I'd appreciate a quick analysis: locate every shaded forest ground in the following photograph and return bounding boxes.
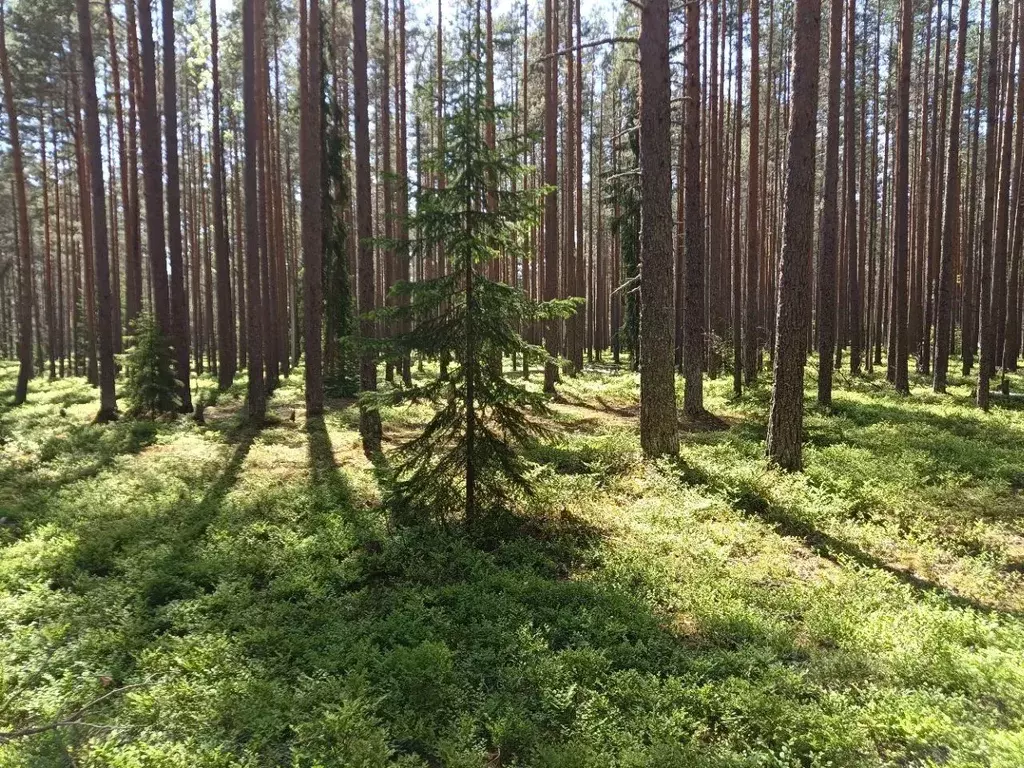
[1,359,1023,767]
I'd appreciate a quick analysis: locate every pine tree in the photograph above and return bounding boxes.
[375,36,575,526]
[122,313,182,418]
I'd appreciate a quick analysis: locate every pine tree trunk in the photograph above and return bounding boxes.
[543,0,560,392]
[637,0,679,456]
[817,0,841,407]
[933,0,969,391]
[745,0,761,384]
[0,3,32,404]
[844,0,861,374]
[77,0,118,420]
[243,0,265,419]
[301,0,324,415]
[978,0,1000,409]
[161,0,192,410]
[210,0,235,389]
[682,0,705,418]
[766,0,821,470]
[354,0,382,452]
[889,0,913,394]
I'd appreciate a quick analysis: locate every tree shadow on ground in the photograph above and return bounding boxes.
[677,458,1021,619]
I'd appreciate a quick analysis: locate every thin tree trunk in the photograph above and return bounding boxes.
[301,0,324,414]
[978,0,1001,409]
[682,0,705,418]
[354,0,382,452]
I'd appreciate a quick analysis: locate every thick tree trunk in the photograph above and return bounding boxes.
[638,0,678,456]
[138,0,171,339]
[77,0,118,420]
[162,0,192,410]
[766,0,821,470]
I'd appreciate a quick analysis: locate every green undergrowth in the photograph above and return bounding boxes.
[0,359,1022,767]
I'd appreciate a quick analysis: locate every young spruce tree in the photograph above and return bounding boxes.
[375,18,575,527]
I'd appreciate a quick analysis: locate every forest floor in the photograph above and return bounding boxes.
[1,358,1023,767]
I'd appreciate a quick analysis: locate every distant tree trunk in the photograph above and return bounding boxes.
[745,0,761,384]
[682,0,705,418]
[817,0,841,408]
[543,0,560,393]
[732,0,744,397]
[105,0,136,334]
[638,0,678,456]
[397,0,411,385]
[889,0,913,394]
[844,0,861,374]
[933,0,969,391]
[243,0,265,419]
[977,0,1000,409]
[354,0,382,452]
[766,0,821,470]
[40,113,55,380]
[962,0,986,375]
[990,3,1018,385]
[210,0,235,390]
[77,0,118,420]
[138,0,171,338]
[0,2,31,404]
[301,0,324,415]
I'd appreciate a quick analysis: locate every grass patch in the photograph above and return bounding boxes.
[0,360,1022,766]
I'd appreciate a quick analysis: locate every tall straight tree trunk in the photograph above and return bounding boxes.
[162,0,191,411]
[990,4,1018,380]
[0,2,31,404]
[301,0,324,414]
[745,0,761,383]
[818,0,842,407]
[844,0,861,373]
[354,0,382,452]
[889,0,913,394]
[934,0,969,391]
[105,0,137,334]
[138,0,171,338]
[962,0,986,375]
[766,0,821,470]
[682,0,706,418]
[211,0,235,389]
[40,113,55,380]
[638,0,678,456]
[70,54,99,385]
[77,0,118,420]
[732,0,744,397]
[542,0,560,392]
[243,0,265,419]
[978,0,1000,409]
[1005,13,1024,375]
